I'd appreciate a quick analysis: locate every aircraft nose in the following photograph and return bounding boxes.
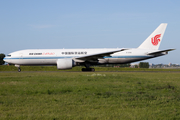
[3,57,10,63]
[3,57,7,62]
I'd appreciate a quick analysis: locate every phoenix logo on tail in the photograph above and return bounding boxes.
[151,34,161,46]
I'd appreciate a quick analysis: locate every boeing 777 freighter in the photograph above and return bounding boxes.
[4,23,174,72]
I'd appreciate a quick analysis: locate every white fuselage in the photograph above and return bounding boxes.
[4,48,161,66]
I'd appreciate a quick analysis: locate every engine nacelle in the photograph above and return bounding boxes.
[56,59,75,70]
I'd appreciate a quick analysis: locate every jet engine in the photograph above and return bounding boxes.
[56,59,75,70]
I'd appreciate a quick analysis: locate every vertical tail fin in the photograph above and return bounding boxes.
[138,23,167,50]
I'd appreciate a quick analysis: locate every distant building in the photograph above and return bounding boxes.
[168,63,172,67]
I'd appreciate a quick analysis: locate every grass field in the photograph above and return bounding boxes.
[0,71,180,119]
[1,65,180,72]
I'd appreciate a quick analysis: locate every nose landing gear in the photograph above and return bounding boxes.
[18,68,21,72]
[15,65,21,72]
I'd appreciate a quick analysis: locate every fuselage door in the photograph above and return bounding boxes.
[19,53,23,63]
[19,53,23,59]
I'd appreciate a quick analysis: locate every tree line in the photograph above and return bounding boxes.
[0,53,5,65]
[139,62,149,68]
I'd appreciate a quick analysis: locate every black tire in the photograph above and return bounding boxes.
[18,68,21,72]
[82,68,95,72]
[82,68,86,71]
[91,68,95,72]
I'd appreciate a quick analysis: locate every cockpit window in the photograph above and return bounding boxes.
[7,55,11,57]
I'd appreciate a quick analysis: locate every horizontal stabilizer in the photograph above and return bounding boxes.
[147,49,175,55]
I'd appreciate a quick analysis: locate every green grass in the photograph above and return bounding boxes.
[1,65,180,72]
[0,72,180,119]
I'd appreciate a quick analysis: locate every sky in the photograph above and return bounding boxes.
[0,0,180,64]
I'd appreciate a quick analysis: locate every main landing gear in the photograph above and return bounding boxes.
[81,63,95,72]
[82,68,95,72]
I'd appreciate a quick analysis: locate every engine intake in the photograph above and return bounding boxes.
[57,59,74,70]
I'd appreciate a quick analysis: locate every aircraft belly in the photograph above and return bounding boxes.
[107,58,145,64]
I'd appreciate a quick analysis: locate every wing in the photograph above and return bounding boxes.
[74,49,127,62]
[147,49,175,55]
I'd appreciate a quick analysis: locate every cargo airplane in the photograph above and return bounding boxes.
[4,23,174,72]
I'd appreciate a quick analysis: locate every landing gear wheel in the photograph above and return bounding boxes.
[91,68,95,72]
[18,68,21,72]
[82,68,86,71]
[82,68,95,72]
